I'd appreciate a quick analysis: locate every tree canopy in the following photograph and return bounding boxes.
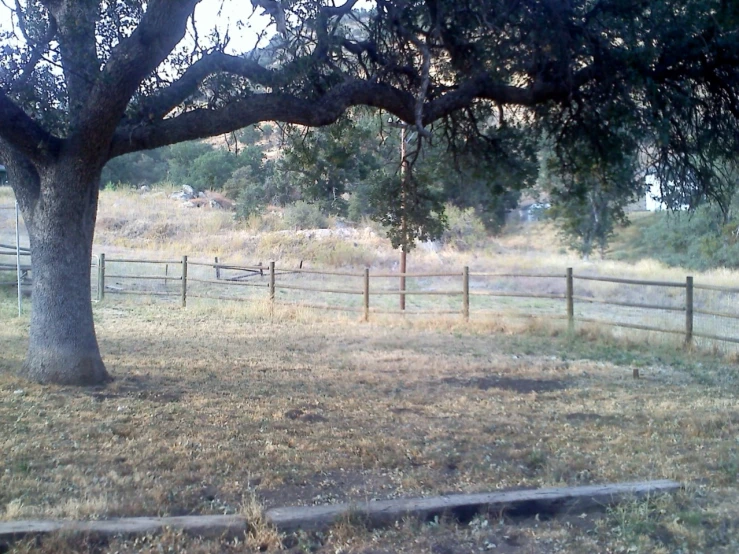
[3,1,738,179]
[2,0,739,385]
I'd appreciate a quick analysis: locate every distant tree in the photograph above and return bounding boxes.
[101,148,169,188]
[187,149,240,190]
[238,126,265,146]
[433,124,538,233]
[276,116,383,216]
[366,159,447,251]
[543,140,644,259]
[166,141,216,188]
[619,196,739,270]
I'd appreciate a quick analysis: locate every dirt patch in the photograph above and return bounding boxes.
[440,376,569,394]
[284,409,328,424]
[258,469,399,510]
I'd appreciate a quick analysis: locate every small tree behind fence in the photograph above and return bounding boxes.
[85,253,739,350]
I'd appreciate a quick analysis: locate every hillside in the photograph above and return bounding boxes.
[4,185,739,288]
[610,209,739,272]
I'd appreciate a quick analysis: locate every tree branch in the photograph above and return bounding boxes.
[130,49,326,123]
[70,0,200,149]
[47,0,100,124]
[9,0,59,94]
[0,138,41,217]
[125,1,367,125]
[321,0,361,19]
[0,90,61,164]
[424,66,598,123]
[112,57,605,160]
[111,81,415,157]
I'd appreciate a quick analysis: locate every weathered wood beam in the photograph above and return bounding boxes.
[0,515,247,542]
[266,480,681,532]
[0,480,681,543]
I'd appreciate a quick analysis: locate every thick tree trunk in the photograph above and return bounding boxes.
[17,160,110,386]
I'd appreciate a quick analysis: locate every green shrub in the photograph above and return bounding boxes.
[283,201,328,230]
[440,204,489,250]
[614,205,739,270]
[228,167,268,220]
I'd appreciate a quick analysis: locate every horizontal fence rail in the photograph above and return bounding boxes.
[37,253,734,349]
[573,274,687,288]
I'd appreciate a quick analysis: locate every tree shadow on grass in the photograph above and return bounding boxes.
[439,376,570,394]
[85,373,185,403]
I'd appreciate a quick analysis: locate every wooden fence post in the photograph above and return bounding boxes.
[181,255,188,308]
[363,268,370,322]
[685,276,693,346]
[399,249,406,312]
[164,263,169,289]
[269,261,276,302]
[98,253,105,302]
[462,266,469,322]
[566,267,574,333]
[215,256,220,280]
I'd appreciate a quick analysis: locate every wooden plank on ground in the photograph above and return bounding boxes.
[0,515,247,541]
[0,480,680,543]
[265,480,680,532]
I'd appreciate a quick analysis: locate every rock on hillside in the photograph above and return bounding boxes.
[169,185,235,210]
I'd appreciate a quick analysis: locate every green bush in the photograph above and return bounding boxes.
[615,205,739,270]
[283,201,329,230]
[228,167,267,220]
[440,204,489,250]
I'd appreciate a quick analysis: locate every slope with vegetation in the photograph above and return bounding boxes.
[611,204,739,271]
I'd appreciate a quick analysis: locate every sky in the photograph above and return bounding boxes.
[0,1,276,55]
[0,1,371,56]
[192,0,274,54]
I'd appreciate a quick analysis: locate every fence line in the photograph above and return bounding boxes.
[572,296,684,312]
[693,283,739,294]
[470,291,565,299]
[106,257,181,264]
[371,271,461,278]
[575,317,686,336]
[694,308,739,320]
[471,272,566,279]
[573,274,687,288]
[7,251,739,348]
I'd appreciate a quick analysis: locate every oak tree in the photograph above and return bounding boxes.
[1,0,739,385]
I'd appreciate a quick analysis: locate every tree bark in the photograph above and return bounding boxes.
[16,158,110,386]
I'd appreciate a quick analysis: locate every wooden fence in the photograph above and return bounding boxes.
[90,254,739,348]
[0,243,30,287]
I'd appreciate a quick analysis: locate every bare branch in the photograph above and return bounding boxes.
[321,0,362,19]
[10,11,58,94]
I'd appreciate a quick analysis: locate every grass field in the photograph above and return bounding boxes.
[2,186,739,552]
[2,296,739,553]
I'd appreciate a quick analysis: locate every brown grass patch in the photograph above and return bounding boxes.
[1,299,739,552]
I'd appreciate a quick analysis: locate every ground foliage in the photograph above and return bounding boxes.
[613,202,739,270]
[1,300,739,552]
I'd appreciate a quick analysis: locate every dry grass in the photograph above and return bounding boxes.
[1,297,739,552]
[3,187,739,551]
[89,188,739,283]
